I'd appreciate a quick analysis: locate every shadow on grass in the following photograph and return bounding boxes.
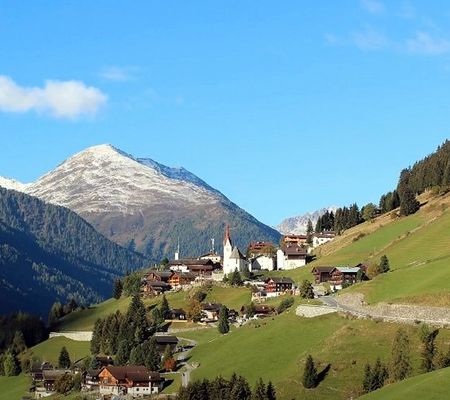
[316,364,331,386]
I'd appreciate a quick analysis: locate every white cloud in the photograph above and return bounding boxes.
[352,27,388,50]
[406,32,450,55]
[0,76,107,119]
[361,0,384,15]
[100,66,137,81]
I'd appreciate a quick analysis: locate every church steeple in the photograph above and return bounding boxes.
[224,225,232,246]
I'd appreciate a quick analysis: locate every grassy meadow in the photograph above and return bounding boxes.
[0,375,31,400]
[360,367,450,400]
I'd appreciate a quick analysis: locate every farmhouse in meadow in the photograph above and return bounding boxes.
[98,365,163,396]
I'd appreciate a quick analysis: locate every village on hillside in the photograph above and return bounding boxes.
[27,225,376,399]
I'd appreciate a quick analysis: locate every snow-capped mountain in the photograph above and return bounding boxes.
[0,176,29,192]
[24,144,222,214]
[276,206,338,234]
[2,144,280,261]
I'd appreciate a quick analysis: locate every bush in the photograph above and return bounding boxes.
[277,297,294,314]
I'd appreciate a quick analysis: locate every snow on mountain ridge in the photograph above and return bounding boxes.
[0,176,29,192]
[276,206,338,234]
[24,144,224,214]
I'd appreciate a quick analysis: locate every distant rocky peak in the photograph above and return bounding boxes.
[276,206,339,234]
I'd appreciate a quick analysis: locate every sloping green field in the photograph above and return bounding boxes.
[179,307,450,400]
[61,286,252,331]
[31,337,90,365]
[359,367,450,400]
[273,193,450,306]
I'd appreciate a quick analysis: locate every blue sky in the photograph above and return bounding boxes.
[1,0,450,226]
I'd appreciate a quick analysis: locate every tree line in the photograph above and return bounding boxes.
[177,374,276,400]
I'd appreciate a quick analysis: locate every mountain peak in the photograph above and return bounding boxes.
[277,206,339,234]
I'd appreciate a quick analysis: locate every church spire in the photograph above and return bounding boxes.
[224,225,232,246]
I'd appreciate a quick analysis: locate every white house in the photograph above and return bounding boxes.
[249,254,275,271]
[277,244,307,270]
[312,232,335,248]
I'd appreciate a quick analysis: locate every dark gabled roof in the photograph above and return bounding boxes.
[266,277,295,284]
[148,271,173,278]
[154,335,179,344]
[170,271,197,279]
[169,258,214,266]
[230,246,246,260]
[254,304,275,313]
[282,244,307,256]
[147,280,171,288]
[102,365,161,382]
[43,370,70,380]
[311,266,335,273]
[202,303,222,311]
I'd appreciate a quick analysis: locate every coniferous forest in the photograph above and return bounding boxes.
[0,187,148,317]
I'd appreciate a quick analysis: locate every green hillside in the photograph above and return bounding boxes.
[275,192,450,306]
[359,367,450,400]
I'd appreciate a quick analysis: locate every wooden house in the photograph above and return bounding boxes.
[154,335,179,353]
[98,365,162,397]
[264,277,295,294]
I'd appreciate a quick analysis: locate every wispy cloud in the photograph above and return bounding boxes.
[0,75,107,119]
[352,27,388,50]
[406,31,450,55]
[360,0,385,15]
[99,66,138,82]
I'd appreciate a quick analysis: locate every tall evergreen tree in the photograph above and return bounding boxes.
[90,319,103,355]
[58,346,71,369]
[218,305,230,334]
[230,375,252,400]
[420,324,439,372]
[399,188,420,216]
[390,328,412,382]
[160,295,171,320]
[299,280,314,299]
[266,381,276,400]
[116,340,132,366]
[380,255,390,273]
[113,278,123,299]
[11,331,27,354]
[144,337,160,371]
[129,345,145,365]
[306,219,314,245]
[3,352,21,376]
[302,355,318,389]
[252,378,268,400]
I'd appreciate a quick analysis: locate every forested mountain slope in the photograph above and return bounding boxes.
[0,187,147,317]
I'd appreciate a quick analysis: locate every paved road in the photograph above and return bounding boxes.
[320,295,369,317]
[176,337,197,388]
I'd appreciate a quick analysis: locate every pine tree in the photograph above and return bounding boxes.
[160,295,171,320]
[230,375,252,400]
[230,269,243,286]
[144,337,160,371]
[390,328,412,382]
[129,345,145,365]
[113,278,123,299]
[3,352,20,376]
[116,340,132,365]
[266,381,276,400]
[127,294,149,345]
[58,346,71,369]
[218,305,230,334]
[90,319,103,355]
[11,331,27,354]
[380,255,390,273]
[370,358,388,391]
[299,280,314,299]
[302,355,318,389]
[252,378,267,400]
[362,363,372,393]
[420,324,439,372]
[399,188,420,216]
[306,219,314,245]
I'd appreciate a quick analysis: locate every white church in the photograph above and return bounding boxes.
[222,225,247,275]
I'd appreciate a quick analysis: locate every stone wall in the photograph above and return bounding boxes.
[296,305,337,318]
[49,331,93,341]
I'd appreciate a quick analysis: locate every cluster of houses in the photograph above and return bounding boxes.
[31,336,180,398]
[312,263,368,290]
[143,227,336,295]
